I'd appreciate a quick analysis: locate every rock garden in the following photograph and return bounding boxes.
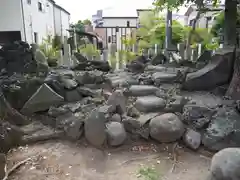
[0,41,240,180]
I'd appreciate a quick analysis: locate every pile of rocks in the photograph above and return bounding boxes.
[0,41,240,179]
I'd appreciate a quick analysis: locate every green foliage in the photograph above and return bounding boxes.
[137,12,188,47]
[137,167,161,180]
[79,44,100,58]
[52,35,62,50]
[211,9,240,38]
[83,19,92,25]
[153,0,219,11]
[40,35,60,60]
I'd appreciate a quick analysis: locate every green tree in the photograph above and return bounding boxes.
[153,0,239,99]
[83,19,92,25]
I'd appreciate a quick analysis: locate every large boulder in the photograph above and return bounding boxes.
[2,75,43,110]
[150,53,167,65]
[182,104,215,129]
[0,41,37,75]
[56,113,84,140]
[209,148,240,180]
[135,96,166,113]
[84,109,107,147]
[149,113,185,143]
[106,122,127,146]
[182,48,235,91]
[202,107,240,151]
[21,83,64,114]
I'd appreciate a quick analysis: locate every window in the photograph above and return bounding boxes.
[127,21,130,27]
[27,0,31,5]
[34,32,38,44]
[108,36,111,43]
[116,26,119,32]
[38,2,43,11]
[112,35,116,43]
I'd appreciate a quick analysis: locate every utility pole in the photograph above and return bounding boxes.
[165,9,172,58]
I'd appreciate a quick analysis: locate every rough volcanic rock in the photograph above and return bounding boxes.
[2,75,43,110]
[84,109,107,147]
[135,96,166,113]
[0,121,24,153]
[106,122,127,146]
[182,48,235,91]
[107,90,126,115]
[149,113,185,143]
[202,107,240,151]
[0,41,37,75]
[150,53,167,65]
[56,113,84,140]
[182,104,215,129]
[21,83,64,114]
[209,148,240,180]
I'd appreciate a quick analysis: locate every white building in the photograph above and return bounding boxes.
[0,0,70,44]
[93,8,138,50]
[184,4,225,29]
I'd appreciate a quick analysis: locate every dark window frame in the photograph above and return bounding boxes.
[38,2,43,12]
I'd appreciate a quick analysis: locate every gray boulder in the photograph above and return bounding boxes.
[183,128,201,150]
[107,90,126,115]
[182,48,235,91]
[128,85,159,96]
[152,72,178,84]
[21,83,64,114]
[123,113,158,139]
[149,113,185,143]
[182,104,215,129]
[106,122,127,146]
[202,107,240,151]
[75,71,105,85]
[135,96,166,113]
[209,148,240,180]
[56,113,84,140]
[111,114,122,122]
[84,109,107,147]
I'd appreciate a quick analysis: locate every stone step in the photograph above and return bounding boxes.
[127,85,159,97]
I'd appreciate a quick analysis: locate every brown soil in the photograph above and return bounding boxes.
[6,140,212,180]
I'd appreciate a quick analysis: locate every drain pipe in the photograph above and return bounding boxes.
[20,0,27,41]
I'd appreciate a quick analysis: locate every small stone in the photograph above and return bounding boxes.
[106,122,127,146]
[183,128,201,150]
[111,114,121,122]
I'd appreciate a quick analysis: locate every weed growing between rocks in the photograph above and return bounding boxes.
[137,166,161,180]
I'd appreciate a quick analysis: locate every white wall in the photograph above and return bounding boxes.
[54,7,61,35]
[23,0,55,44]
[54,7,70,40]
[0,0,24,39]
[61,12,70,38]
[102,18,137,27]
[102,18,137,50]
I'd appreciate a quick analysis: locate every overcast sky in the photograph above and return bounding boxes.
[55,0,187,23]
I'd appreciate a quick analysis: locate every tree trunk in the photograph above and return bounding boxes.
[224,0,237,46]
[225,0,239,99]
